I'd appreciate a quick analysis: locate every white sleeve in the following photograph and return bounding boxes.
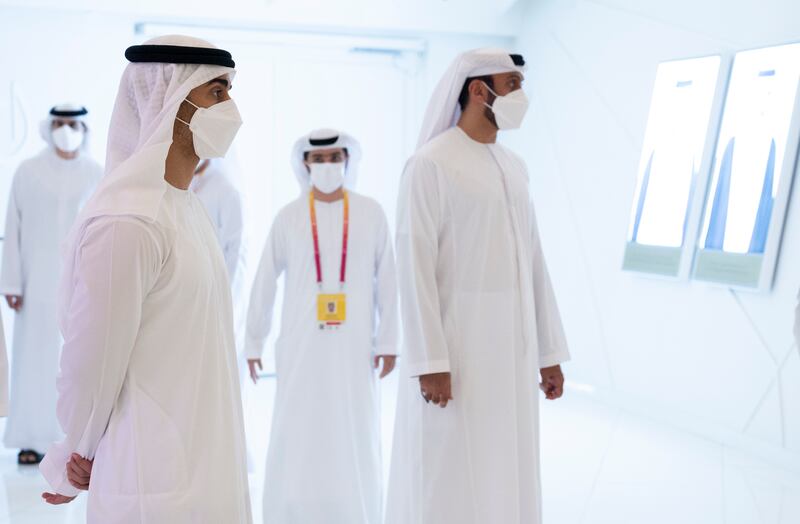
[395,156,450,377]
[0,170,24,296]
[529,201,570,368]
[373,206,399,356]
[244,218,285,360]
[39,218,161,497]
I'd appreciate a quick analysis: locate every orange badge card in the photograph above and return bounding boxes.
[317,293,346,328]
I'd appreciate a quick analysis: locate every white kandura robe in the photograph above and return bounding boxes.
[40,185,251,524]
[190,166,253,472]
[0,148,101,451]
[190,169,247,353]
[386,127,570,524]
[190,169,244,283]
[245,191,398,524]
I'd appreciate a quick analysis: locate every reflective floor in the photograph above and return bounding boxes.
[0,377,798,523]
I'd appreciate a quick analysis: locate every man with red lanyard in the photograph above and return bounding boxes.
[245,128,398,524]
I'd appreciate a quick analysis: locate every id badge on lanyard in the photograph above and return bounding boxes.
[309,190,349,330]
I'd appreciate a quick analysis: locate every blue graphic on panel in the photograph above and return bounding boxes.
[631,151,654,242]
[704,137,735,250]
[748,139,776,254]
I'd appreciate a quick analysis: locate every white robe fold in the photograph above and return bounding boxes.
[191,167,247,356]
[190,168,244,283]
[245,191,398,524]
[386,127,570,524]
[0,149,101,451]
[40,185,251,524]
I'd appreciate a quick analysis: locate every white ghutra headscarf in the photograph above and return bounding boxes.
[416,48,526,149]
[290,128,363,192]
[39,104,92,153]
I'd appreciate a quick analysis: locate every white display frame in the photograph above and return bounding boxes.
[622,54,729,280]
[692,41,800,291]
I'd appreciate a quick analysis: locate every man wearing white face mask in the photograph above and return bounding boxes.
[38,36,251,523]
[386,49,570,524]
[245,129,398,524]
[0,104,102,466]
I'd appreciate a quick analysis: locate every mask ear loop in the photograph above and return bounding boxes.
[175,98,202,127]
[481,81,500,111]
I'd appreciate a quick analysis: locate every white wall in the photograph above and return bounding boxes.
[515,0,800,469]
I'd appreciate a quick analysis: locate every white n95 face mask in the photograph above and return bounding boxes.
[483,82,530,130]
[52,125,84,153]
[177,99,243,159]
[309,162,345,194]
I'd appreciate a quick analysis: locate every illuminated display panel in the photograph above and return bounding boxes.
[623,55,723,277]
[694,42,800,290]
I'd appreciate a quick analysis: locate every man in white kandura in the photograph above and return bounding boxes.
[1,104,102,466]
[246,129,398,524]
[386,48,571,524]
[38,35,252,523]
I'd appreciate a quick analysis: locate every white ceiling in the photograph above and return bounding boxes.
[0,0,531,37]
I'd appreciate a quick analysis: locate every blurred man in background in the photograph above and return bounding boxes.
[0,104,102,465]
[246,128,398,524]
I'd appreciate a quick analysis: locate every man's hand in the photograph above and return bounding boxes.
[539,365,565,400]
[67,453,92,491]
[419,372,453,408]
[373,355,397,379]
[5,295,22,312]
[247,358,263,384]
[42,492,76,505]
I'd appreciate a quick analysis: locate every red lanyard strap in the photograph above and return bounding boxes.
[309,190,349,286]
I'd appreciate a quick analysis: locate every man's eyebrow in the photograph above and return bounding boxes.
[208,78,230,88]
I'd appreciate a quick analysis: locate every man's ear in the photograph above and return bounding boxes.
[468,78,487,106]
